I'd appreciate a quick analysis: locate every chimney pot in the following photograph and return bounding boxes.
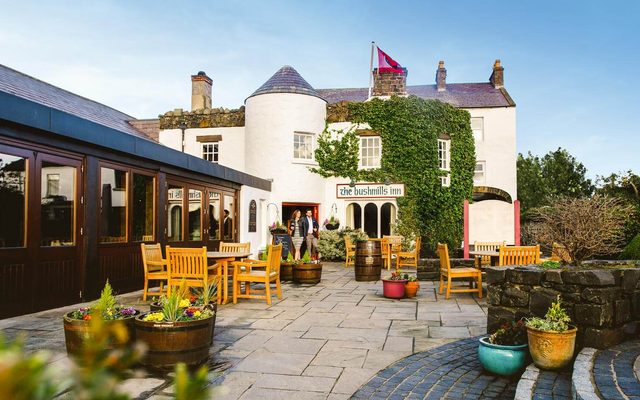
[490,59,504,89]
[436,60,447,92]
[191,71,212,110]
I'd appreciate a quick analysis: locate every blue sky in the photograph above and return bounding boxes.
[0,0,637,178]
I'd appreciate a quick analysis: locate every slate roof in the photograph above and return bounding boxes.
[0,64,150,139]
[317,82,515,108]
[247,65,325,101]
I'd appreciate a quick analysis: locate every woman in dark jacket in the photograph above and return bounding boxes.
[288,209,304,261]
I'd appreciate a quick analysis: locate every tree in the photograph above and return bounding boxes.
[531,195,632,265]
[517,148,594,216]
[596,171,640,242]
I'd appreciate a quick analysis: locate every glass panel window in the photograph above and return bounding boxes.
[293,132,313,160]
[132,174,154,242]
[202,143,219,163]
[0,153,26,247]
[167,185,183,242]
[222,195,234,241]
[100,167,127,243]
[474,161,486,185]
[438,138,451,187]
[41,161,75,246]
[46,174,60,196]
[188,189,202,241]
[208,191,220,241]
[471,117,484,141]
[360,136,381,169]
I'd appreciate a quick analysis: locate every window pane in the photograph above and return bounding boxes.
[208,192,220,241]
[222,195,234,241]
[189,189,202,241]
[41,161,75,246]
[100,167,127,243]
[132,174,154,241]
[294,133,313,159]
[0,153,26,247]
[168,185,183,242]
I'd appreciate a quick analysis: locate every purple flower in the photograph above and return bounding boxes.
[119,307,136,316]
[183,308,194,318]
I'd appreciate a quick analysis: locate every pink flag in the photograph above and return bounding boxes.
[377,47,404,73]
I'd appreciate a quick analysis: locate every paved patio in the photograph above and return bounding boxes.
[0,262,489,399]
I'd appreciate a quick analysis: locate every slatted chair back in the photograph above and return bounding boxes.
[140,243,168,301]
[344,236,356,267]
[397,236,422,270]
[141,243,164,273]
[166,246,212,294]
[384,235,403,252]
[499,245,541,266]
[437,243,451,275]
[219,242,251,254]
[266,244,283,275]
[551,242,572,263]
[474,241,505,265]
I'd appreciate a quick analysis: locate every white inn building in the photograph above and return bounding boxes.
[149,59,518,254]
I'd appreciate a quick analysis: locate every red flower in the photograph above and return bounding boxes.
[83,315,92,321]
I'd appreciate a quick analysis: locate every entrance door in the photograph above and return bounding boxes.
[282,203,319,228]
[33,153,83,311]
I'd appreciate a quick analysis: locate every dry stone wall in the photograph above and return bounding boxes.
[159,107,245,129]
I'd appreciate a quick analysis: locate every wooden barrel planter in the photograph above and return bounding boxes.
[355,240,383,282]
[63,311,139,357]
[280,262,294,281]
[134,314,215,368]
[293,263,323,284]
[147,302,217,343]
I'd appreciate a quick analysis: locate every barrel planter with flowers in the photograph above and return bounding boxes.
[63,281,139,357]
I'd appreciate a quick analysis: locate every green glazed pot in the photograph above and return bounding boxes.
[477,337,528,376]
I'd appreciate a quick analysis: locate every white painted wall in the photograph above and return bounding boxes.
[238,184,271,255]
[469,200,515,245]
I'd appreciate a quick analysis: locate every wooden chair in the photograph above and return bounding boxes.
[232,244,283,305]
[140,243,169,301]
[344,236,356,268]
[474,241,505,266]
[438,243,482,299]
[498,245,541,266]
[165,246,222,304]
[396,236,422,271]
[219,241,251,254]
[383,235,403,269]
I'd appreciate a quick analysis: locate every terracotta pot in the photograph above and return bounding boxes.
[135,313,215,368]
[382,279,407,299]
[405,281,420,298]
[526,325,577,370]
[63,310,139,357]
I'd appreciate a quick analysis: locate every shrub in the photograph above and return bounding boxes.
[489,319,527,346]
[526,296,572,332]
[531,195,632,265]
[620,234,640,260]
[317,228,368,261]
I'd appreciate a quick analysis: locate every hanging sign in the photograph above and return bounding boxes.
[248,200,257,232]
[336,183,405,199]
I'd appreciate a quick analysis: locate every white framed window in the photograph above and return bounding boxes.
[293,132,314,160]
[202,143,219,163]
[360,136,381,169]
[438,138,451,187]
[46,174,60,196]
[471,117,484,141]
[474,161,486,185]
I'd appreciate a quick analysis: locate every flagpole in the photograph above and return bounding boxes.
[368,41,375,99]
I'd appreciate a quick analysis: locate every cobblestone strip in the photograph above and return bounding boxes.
[573,347,600,400]
[351,337,519,400]
[593,341,640,399]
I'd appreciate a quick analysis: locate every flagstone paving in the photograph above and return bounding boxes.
[0,262,489,399]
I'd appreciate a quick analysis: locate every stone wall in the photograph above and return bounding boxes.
[486,262,640,349]
[372,68,407,97]
[159,107,245,129]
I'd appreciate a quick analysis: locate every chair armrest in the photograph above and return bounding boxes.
[207,263,221,274]
[146,260,166,266]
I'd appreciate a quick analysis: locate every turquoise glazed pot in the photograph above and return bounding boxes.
[478,337,528,376]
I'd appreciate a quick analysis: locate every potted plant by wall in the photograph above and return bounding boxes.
[525,296,577,370]
[382,272,408,299]
[404,274,420,298]
[63,280,139,357]
[135,282,216,368]
[478,319,528,376]
[293,251,323,284]
[269,221,287,234]
[323,216,340,231]
[280,251,295,281]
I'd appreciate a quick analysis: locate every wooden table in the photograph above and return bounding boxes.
[207,251,251,304]
[469,250,500,267]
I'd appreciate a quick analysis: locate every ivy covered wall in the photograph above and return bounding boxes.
[311,96,476,252]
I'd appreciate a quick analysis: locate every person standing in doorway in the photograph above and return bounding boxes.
[301,209,319,259]
[288,209,304,261]
[223,209,232,240]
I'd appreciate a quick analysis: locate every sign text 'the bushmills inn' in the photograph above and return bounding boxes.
[336,183,405,199]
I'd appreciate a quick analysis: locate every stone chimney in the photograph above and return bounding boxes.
[372,67,407,97]
[490,59,504,89]
[436,60,447,92]
[191,71,212,110]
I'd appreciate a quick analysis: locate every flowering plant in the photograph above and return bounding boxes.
[269,221,287,233]
[489,319,527,346]
[68,281,138,321]
[142,280,215,322]
[386,272,407,281]
[323,216,340,226]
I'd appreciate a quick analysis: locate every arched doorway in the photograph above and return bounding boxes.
[364,203,378,238]
[346,203,362,230]
[381,202,396,236]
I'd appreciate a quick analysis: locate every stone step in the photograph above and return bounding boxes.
[515,363,572,400]
[572,340,640,400]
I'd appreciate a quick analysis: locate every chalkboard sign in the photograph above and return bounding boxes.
[272,233,293,260]
[248,200,257,232]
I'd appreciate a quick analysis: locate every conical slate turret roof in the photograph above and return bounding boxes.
[247,65,325,101]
